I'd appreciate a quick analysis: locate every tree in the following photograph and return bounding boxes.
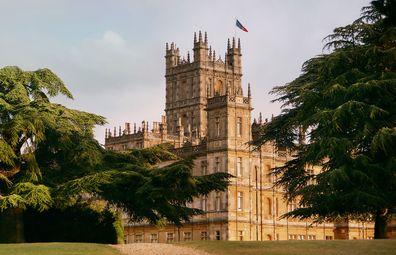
[0,66,230,242]
[254,0,396,238]
[0,66,106,242]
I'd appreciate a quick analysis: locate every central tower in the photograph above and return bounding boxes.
[164,31,244,138]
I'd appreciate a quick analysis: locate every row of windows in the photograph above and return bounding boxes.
[214,117,242,137]
[289,234,317,240]
[132,231,221,243]
[237,193,281,216]
[200,159,274,182]
[200,195,222,211]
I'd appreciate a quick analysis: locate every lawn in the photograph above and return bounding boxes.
[0,243,122,255]
[180,240,396,255]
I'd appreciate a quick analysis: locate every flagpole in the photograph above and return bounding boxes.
[234,17,237,39]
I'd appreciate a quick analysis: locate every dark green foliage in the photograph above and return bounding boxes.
[0,65,230,242]
[54,154,231,227]
[24,205,122,244]
[255,0,396,238]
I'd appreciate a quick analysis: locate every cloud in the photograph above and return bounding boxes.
[62,31,139,94]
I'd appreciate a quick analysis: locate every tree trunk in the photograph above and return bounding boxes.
[0,208,25,243]
[374,210,388,239]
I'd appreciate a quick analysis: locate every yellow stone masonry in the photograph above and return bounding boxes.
[105,32,378,242]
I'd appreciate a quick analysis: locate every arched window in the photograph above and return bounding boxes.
[214,80,223,96]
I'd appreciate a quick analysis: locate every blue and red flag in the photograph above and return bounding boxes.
[236,19,248,32]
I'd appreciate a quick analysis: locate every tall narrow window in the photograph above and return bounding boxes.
[237,191,243,211]
[237,157,242,177]
[215,117,220,137]
[201,161,207,175]
[275,197,279,217]
[239,231,243,241]
[201,197,207,211]
[266,197,272,215]
[236,117,242,137]
[215,193,221,211]
[215,157,220,172]
[265,165,271,182]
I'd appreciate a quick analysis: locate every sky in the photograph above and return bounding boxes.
[0,0,371,144]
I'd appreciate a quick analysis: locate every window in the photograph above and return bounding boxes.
[254,166,258,182]
[201,231,208,240]
[299,235,305,240]
[201,197,207,211]
[215,193,221,211]
[265,165,271,182]
[266,198,272,215]
[184,232,192,241]
[237,117,242,137]
[215,230,221,240]
[237,157,242,177]
[325,235,333,240]
[307,168,315,185]
[166,233,175,242]
[215,157,220,172]
[150,234,158,243]
[135,234,143,243]
[275,197,279,217]
[288,199,298,212]
[215,117,220,137]
[238,231,243,241]
[214,80,222,96]
[122,144,127,150]
[237,192,243,211]
[201,161,207,175]
[307,235,316,240]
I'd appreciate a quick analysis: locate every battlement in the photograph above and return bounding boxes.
[206,94,250,110]
[165,31,242,75]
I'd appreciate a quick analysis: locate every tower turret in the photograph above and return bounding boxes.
[165,42,180,73]
[226,37,242,74]
[193,30,209,63]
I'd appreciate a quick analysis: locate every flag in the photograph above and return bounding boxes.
[236,19,248,32]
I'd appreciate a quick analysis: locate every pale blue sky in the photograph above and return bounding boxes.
[0,0,370,144]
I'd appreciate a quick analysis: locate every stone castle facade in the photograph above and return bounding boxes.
[105,31,376,242]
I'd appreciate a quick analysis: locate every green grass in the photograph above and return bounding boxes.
[179,240,396,255]
[0,243,123,255]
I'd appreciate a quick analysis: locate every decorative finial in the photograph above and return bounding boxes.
[213,50,216,61]
[232,37,235,48]
[166,42,169,51]
[187,51,190,62]
[227,38,231,50]
[199,30,202,42]
[209,46,212,59]
[194,32,197,43]
[238,38,241,49]
[119,126,121,136]
[204,31,208,44]
[259,112,263,124]
[134,123,137,133]
[248,83,251,98]
[171,42,174,50]
[114,127,116,137]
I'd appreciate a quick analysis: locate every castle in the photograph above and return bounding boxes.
[104,32,375,242]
